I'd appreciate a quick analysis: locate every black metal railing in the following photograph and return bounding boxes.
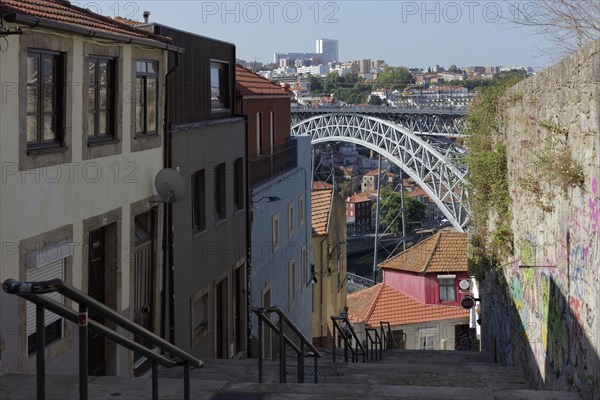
[380,321,398,349]
[252,306,321,384]
[2,278,202,400]
[364,327,382,361]
[330,316,366,363]
[249,140,298,186]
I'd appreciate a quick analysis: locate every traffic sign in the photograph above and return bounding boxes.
[461,295,476,309]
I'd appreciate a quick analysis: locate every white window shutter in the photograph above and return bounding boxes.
[26,259,65,336]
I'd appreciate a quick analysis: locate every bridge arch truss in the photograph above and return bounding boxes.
[292,113,469,232]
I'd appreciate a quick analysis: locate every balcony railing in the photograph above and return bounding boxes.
[249,139,298,186]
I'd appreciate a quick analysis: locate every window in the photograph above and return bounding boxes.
[256,112,263,156]
[269,111,274,155]
[192,170,206,232]
[288,202,294,237]
[135,60,158,135]
[298,194,305,226]
[438,276,456,302]
[190,287,210,345]
[301,245,307,290]
[211,61,229,110]
[272,214,280,252]
[214,163,226,220]
[418,328,436,350]
[288,260,296,308]
[26,259,65,355]
[26,50,64,148]
[88,57,115,139]
[234,158,244,210]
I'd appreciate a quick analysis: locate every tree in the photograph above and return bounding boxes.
[369,95,383,106]
[376,186,426,235]
[448,65,460,73]
[309,75,323,94]
[507,0,599,54]
[375,66,413,90]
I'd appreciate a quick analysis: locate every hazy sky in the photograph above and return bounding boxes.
[80,1,556,69]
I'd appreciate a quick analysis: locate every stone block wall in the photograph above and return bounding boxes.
[481,38,599,399]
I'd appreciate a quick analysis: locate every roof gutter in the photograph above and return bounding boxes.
[2,12,184,53]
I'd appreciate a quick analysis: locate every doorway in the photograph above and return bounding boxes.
[215,278,229,358]
[88,227,106,376]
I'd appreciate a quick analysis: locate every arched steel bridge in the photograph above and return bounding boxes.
[291,110,469,232]
[292,107,467,138]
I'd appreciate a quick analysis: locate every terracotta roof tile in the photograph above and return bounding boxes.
[348,283,469,326]
[0,0,171,43]
[346,193,371,203]
[311,188,333,236]
[236,64,293,97]
[379,231,467,274]
[312,181,333,190]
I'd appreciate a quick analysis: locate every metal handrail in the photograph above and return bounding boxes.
[331,316,366,363]
[380,321,397,349]
[364,327,382,361]
[251,306,321,384]
[3,278,203,400]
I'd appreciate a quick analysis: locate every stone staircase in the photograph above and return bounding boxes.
[0,349,581,399]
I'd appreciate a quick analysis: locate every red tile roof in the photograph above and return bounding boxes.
[236,64,293,97]
[311,188,333,236]
[348,283,469,326]
[312,181,333,190]
[0,0,171,43]
[379,231,467,274]
[346,193,371,203]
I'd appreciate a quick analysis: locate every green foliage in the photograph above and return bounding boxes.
[447,65,461,73]
[375,66,413,90]
[309,75,323,94]
[321,72,371,104]
[376,186,426,235]
[465,73,527,271]
[519,120,584,203]
[368,95,383,106]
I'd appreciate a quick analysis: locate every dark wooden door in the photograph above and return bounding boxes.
[88,227,106,376]
[216,278,228,358]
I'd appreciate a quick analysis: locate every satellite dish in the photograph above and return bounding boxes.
[154,168,186,204]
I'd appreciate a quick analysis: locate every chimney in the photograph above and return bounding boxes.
[143,11,150,23]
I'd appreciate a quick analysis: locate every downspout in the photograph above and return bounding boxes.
[162,51,180,344]
[318,235,327,345]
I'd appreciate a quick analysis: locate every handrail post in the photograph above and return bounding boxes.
[258,312,263,383]
[36,303,45,400]
[279,316,285,383]
[152,360,158,400]
[332,321,336,362]
[298,341,304,383]
[313,354,318,384]
[79,303,88,400]
[344,330,348,363]
[183,361,190,400]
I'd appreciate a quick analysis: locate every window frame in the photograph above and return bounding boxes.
[192,170,206,233]
[210,61,230,111]
[87,55,116,141]
[26,49,64,150]
[298,194,305,226]
[233,158,244,211]
[438,276,456,302]
[272,213,280,252]
[214,163,227,221]
[288,202,294,238]
[135,59,159,136]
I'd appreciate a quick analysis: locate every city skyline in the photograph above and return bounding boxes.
[103,1,562,70]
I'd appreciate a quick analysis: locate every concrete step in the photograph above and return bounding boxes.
[0,373,581,400]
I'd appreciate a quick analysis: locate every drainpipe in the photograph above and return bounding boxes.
[163,51,180,344]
